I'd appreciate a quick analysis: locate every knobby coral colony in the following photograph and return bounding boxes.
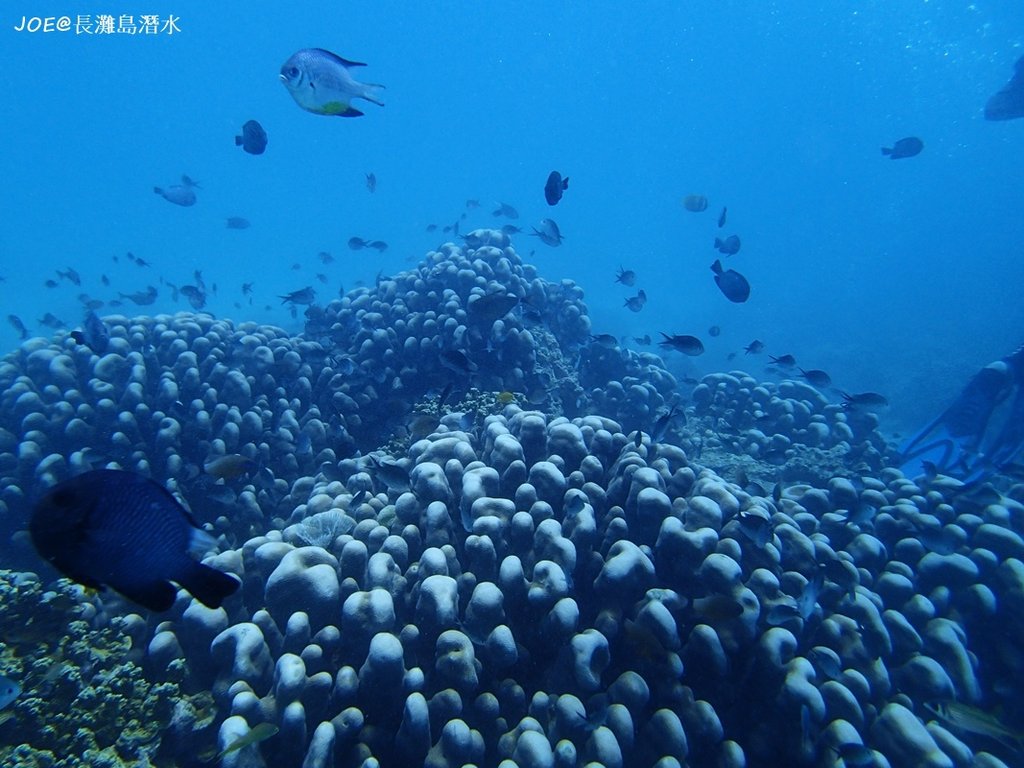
[0,231,1022,767]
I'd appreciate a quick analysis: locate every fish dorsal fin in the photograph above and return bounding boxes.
[313,48,367,68]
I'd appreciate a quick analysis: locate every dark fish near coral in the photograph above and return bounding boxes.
[682,194,708,212]
[799,368,832,387]
[652,406,683,442]
[468,293,519,324]
[985,55,1024,121]
[841,391,889,411]
[440,349,478,375]
[366,172,377,193]
[226,217,250,230]
[738,508,773,547]
[235,120,267,155]
[70,311,110,353]
[348,237,368,250]
[38,313,66,330]
[714,234,741,256]
[367,456,410,492]
[881,137,923,159]
[615,267,636,286]
[923,702,1024,751]
[119,286,158,306]
[659,332,704,356]
[7,315,28,340]
[745,340,764,355]
[624,290,647,312]
[154,175,199,207]
[280,48,384,117]
[180,285,207,310]
[768,354,796,367]
[829,744,875,768]
[492,202,519,219]
[591,334,618,349]
[708,325,721,337]
[718,207,727,228]
[0,673,19,710]
[710,259,750,303]
[633,334,651,346]
[501,224,522,235]
[280,287,316,305]
[218,723,279,759]
[531,218,564,246]
[367,240,389,252]
[544,171,569,206]
[30,470,240,611]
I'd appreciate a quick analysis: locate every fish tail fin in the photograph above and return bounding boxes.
[881,147,892,155]
[361,83,386,106]
[153,187,163,195]
[180,560,240,609]
[711,259,723,275]
[234,136,243,146]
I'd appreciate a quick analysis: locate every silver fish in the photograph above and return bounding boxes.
[280,48,384,117]
[154,175,199,206]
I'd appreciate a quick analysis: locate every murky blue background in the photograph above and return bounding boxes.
[1,1,1021,436]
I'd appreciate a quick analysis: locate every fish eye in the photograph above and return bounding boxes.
[286,66,299,78]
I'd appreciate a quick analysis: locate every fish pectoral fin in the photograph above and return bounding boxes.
[180,562,240,609]
[119,579,179,612]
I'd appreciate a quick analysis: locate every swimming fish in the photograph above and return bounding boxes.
[468,293,519,324]
[615,267,636,286]
[280,287,316,305]
[440,349,477,375]
[531,218,564,246]
[799,368,832,387]
[154,175,199,207]
[119,286,158,306]
[714,235,741,256]
[591,334,618,349]
[30,469,240,611]
[985,55,1024,121]
[7,315,28,340]
[710,259,750,303]
[235,120,267,155]
[367,240,388,252]
[366,172,377,193]
[57,267,82,285]
[745,340,764,355]
[226,217,250,229]
[0,674,19,710]
[70,311,110,353]
[38,313,66,330]
[768,354,796,368]
[624,290,647,312]
[633,334,651,346]
[682,194,708,212]
[279,48,384,117]
[717,207,727,228]
[881,137,923,159]
[841,391,889,410]
[204,454,257,481]
[492,202,519,219]
[217,723,279,759]
[367,455,411,492]
[708,325,721,337]
[348,237,368,250]
[923,701,1024,751]
[544,171,569,205]
[658,333,704,356]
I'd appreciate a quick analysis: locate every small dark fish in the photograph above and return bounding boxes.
[44,279,58,289]
[280,287,316,305]
[134,257,151,268]
[500,224,522,235]
[830,744,875,768]
[652,406,682,442]
[714,235,741,256]
[235,120,267,155]
[440,349,477,375]
[241,282,253,295]
[717,206,727,228]
[466,199,480,209]
[316,273,328,283]
[738,509,773,548]
[366,172,377,193]
[226,217,250,230]
[348,237,368,250]
[711,259,750,303]
[531,218,563,247]
[368,456,411,492]
[615,267,636,286]
[796,570,823,620]
[799,368,832,387]
[78,294,104,310]
[154,175,200,207]
[692,594,743,622]
[985,55,1024,121]
[468,293,519,324]
[426,223,438,232]
[682,194,708,212]
[437,382,453,406]
[204,454,257,481]
[659,332,704,356]
[881,136,923,159]
[841,391,888,410]
[544,171,569,206]
[634,430,643,448]
[591,334,618,349]
[218,723,279,759]
[633,334,651,346]
[119,286,158,306]
[624,290,647,313]
[0,673,20,710]
[291,263,301,271]
[30,469,240,611]
[318,251,334,264]
[7,315,28,340]
[180,286,207,310]
[745,340,764,355]
[708,325,721,337]
[367,240,388,252]
[57,267,81,286]
[768,354,796,367]
[101,274,110,286]
[38,313,66,330]
[70,311,110,353]
[492,202,519,219]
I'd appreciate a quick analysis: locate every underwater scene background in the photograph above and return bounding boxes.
[1,2,1024,767]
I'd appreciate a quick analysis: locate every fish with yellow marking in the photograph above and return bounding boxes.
[280,48,385,117]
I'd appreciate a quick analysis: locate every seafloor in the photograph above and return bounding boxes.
[0,234,1022,768]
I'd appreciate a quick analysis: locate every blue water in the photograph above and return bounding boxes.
[1,2,1022,436]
